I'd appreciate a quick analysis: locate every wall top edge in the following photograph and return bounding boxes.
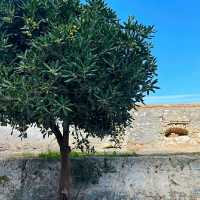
[137,104,200,109]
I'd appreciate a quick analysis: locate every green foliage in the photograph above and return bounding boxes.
[13,150,136,159]
[39,151,60,159]
[0,175,9,185]
[38,150,137,159]
[0,0,158,149]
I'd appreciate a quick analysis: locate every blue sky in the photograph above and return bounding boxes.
[105,0,200,104]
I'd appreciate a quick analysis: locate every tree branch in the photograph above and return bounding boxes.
[63,121,70,145]
[61,121,71,154]
[50,121,63,146]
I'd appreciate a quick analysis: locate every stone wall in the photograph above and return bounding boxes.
[1,104,200,156]
[1,155,200,200]
[126,104,200,154]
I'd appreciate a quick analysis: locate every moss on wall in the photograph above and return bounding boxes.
[0,175,9,185]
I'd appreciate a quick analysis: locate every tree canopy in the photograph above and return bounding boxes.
[0,0,157,148]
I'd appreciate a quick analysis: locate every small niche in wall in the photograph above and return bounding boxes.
[164,127,189,137]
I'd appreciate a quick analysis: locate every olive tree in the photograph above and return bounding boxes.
[0,0,158,199]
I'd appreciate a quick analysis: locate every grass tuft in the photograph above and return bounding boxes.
[38,150,137,159]
[39,151,60,159]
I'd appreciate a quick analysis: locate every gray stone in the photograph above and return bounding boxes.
[0,155,200,200]
[2,104,200,156]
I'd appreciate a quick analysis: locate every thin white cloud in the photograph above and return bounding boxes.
[144,94,200,104]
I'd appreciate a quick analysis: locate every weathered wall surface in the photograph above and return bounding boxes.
[1,155,200,200]
[1,104,200,156]
[0,125,58,159]
[126,104,200,154]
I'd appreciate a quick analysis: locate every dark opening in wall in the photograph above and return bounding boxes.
[164,127,189,137]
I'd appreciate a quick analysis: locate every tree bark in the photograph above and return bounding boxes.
[51,121,72,200]
[59,145,71,200]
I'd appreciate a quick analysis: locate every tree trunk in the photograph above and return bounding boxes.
[59,145,72,200]
[51,121,71,200]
